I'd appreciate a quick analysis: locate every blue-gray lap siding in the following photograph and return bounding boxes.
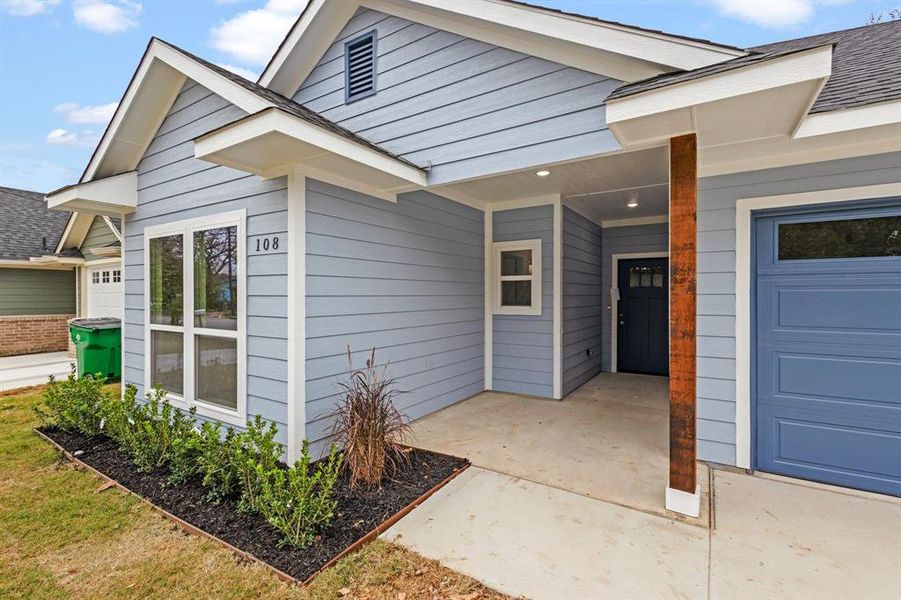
[304,180,484,453]
[492,205,554,398]
[561,207,603,396]
[293,8,621,185]
[82,216,120,261]
[696,150,901,466]
[600,222,669,373]
[122,79,289,442]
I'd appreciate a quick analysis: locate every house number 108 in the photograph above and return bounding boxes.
[255,236,280,252]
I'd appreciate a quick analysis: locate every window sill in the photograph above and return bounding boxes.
[163,393,246,428]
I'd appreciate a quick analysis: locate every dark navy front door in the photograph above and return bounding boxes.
[754,201,901,496]
[617,257,668,376]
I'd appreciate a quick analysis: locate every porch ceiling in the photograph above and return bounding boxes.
[435,145,669,224]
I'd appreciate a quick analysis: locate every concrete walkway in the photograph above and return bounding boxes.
[0,351,72,392]
[384,467,901,599]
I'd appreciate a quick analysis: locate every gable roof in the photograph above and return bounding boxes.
[609,19,901,113]
[258,0,747,96]
[80,37,422,185]
[0,186,71,261]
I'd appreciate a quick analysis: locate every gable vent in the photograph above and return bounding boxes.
[345,31,377,103]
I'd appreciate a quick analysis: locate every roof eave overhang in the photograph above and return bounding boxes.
[605,45,834,148]
[46,171,138,217]
[259,0,746,96]
[28,255,86,266]
[0,258,78,270]
[194,108,427,202]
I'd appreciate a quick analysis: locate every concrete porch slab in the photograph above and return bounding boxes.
[710,470,901,600]
[409,372,710,525]
[383,467,710,600]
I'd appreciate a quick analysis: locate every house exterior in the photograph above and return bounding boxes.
[0,186,75,356]
[47,0,901,515]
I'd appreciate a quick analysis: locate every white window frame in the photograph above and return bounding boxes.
[492,239,542,316]
[143,209,247,426]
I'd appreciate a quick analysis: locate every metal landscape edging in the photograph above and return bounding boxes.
[33,429,469,587]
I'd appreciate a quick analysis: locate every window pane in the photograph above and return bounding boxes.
[652,265,664,287]
[150,235,184,325]
[501,249,532,276]
[102,271,110,283]
[195,335,237,410]
[779,215,901,260]
[194,226,238,331]
[501,280,532,306]
[151,330,183,396]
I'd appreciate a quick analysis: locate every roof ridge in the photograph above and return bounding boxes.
[752,18,901,51]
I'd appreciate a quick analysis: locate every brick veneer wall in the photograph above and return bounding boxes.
[0,314,74,357]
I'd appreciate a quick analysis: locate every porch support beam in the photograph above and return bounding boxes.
[666,133,700,517]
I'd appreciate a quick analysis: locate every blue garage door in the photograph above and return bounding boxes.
[755,201,901,496]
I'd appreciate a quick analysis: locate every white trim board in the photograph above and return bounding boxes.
[483,208,493,391]
[609,251,669,374]
[553,196,563,399]
[733,181,901,470]
[286,167,307,463]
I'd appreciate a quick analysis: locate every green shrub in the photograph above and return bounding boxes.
[233,415,283,514]
[98,384,139,447]
[168,427,201,485]
[256,440,343,548]
[197,421,241,502]
[120,387,197,473]
[34,367,109,437]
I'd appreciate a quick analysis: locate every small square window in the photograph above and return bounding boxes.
[112,270,121,283]
[493,240,542,315]
[102,271,110,283]
[91,271,100,284]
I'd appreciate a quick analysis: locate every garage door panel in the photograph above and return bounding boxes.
[760,415,901,485]
[754,201,901,496]
[777,354,901,405]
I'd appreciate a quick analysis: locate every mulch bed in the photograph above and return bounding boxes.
[38,427,468,583]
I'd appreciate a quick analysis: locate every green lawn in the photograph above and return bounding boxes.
[0,386,507,600]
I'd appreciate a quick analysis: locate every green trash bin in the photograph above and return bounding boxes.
[69,318,121,379]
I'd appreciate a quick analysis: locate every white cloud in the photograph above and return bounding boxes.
[216,63,259,81]
[710,0,851,28]
[210,0,308,66]
[53,101,118,124]
[0,0,60,17]
[73,0,141,34]
[45,128,100,147]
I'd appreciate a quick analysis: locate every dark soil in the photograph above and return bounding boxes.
[39,427,468,582]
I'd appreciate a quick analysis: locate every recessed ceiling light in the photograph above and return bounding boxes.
[626,198,639,209]
[535,170,550,177]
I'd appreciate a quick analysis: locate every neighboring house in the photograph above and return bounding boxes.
[53,212,125,322]
[47,0,901,514]
[0,186,75,357]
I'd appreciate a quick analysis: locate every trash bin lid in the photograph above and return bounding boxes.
[70,317,121,330]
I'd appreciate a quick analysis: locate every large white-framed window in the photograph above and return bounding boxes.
[492,239,542,316]
[143,210,246,426]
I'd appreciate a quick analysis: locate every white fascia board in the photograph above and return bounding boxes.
[0,259,76,270]
[83,39,270,183]
[393,0,744,68]
[46,171,138,216]
[607,45,833,125]
[29,255,85,266]
[194,109,427,187]
[794,99,901,138]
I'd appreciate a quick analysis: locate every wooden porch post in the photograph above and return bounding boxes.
[667,134,698,513]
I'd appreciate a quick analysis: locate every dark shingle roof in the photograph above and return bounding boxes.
[155,39,424,171]
[0,186,71,261]
[608,19,901,114]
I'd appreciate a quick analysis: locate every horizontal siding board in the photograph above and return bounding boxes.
[0,269,75,315]
[305,182,483,439]
[492,205,554,397]
[122,79,288,435]
[293,7,619,183]
[561,207,603,396]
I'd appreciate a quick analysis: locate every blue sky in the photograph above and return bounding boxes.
[1,0,897,192]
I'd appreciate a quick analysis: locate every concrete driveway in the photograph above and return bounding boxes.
[0,351,71,392]
[384,467,901,599]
